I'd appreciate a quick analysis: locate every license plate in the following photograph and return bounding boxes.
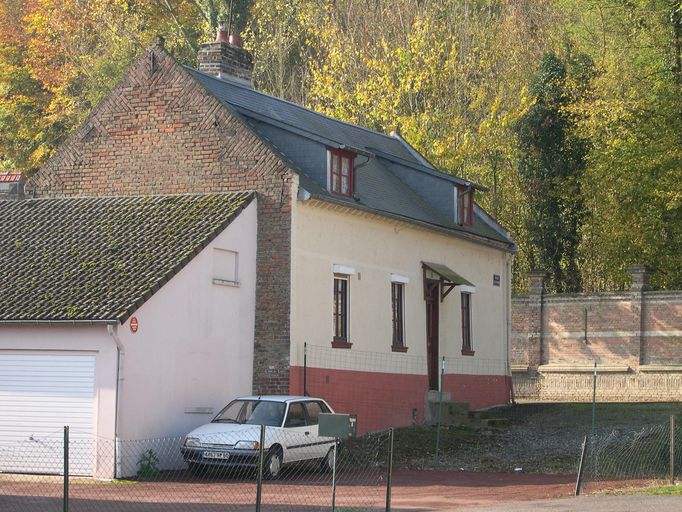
[203,451,231,460]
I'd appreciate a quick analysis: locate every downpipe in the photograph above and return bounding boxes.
[107,324,124,479]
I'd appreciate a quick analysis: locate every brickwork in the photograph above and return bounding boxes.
[512,269,682,401]
[198,42,253,84]
[28,41,294,394]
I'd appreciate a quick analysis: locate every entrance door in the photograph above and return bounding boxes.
[425,279,440,390]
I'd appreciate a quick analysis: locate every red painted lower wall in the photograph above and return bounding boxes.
[290,366,511,434]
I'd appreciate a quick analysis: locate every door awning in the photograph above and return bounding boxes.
[422,262,474,302]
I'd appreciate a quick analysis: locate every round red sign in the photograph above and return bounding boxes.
[130,317,139,333]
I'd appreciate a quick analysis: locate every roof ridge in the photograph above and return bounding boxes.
[3,191,254,203]
[185,67,409,149]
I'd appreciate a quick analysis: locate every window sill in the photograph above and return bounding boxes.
[391,345,408,353]
[461,349,475,356]
[331,339,353,349]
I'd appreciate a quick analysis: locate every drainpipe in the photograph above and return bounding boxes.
[106,324,124,479]
[505,253,513,403]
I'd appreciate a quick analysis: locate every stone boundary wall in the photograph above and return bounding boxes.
[512,267,682,402]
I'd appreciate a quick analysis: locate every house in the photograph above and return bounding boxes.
[0,172,25,200]
[0,28,515,475]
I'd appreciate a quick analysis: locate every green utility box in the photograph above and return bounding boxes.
[319,413,357,438]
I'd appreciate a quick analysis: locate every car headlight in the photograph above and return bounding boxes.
[184,436,201,448]
[234,440,259,450]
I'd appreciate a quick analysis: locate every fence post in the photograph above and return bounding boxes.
[434,357,445,466]
[575,434,588,496]
[63,426,69,512]
[255,424,265,512]
[385,428,394,512]
[591,362,597,433]
[671,415,676,485]
[331,438,338,512]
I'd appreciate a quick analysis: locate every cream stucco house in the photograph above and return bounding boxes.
[0,31,515,476]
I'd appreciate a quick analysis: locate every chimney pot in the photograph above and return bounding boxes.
[216,22,230,43]
[228,34,242,48]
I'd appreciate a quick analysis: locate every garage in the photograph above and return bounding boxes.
[0,352,95,475]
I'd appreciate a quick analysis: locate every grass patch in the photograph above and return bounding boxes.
[638,484,682,495]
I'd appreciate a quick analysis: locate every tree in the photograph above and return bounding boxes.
[516,51,592,293]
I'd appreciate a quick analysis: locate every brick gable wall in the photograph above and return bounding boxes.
[29,40,294,394]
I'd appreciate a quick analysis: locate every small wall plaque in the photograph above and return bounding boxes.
[493,274,501,287]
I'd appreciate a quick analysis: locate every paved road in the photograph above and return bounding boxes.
[457,494,681,512]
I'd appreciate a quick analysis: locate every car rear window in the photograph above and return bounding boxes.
[284,402,307,427]
[304,401,329,425]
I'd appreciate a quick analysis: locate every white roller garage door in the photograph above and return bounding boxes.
[0,352,96,475]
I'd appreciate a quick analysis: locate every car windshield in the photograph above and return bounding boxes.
[212,400,285,427]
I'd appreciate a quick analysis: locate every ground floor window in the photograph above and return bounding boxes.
[461,292,474,355]
[391,282,407,351]
[332,274,351,347]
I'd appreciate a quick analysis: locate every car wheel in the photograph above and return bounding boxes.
[320,446,336,473]
[263,447,283,480]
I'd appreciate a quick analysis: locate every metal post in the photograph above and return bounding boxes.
[255,424,265,512]
[63,426,69,512]
[671,415,676,485]
[331,439,338,512]
[303,342,308,396]
[575,435,588,496]
[385,428,394,512]
[592,361,597,435]
[434,357,444,466]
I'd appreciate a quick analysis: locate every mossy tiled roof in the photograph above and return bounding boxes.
[0,192,254,323]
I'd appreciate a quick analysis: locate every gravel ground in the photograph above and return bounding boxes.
[394,403,682,474]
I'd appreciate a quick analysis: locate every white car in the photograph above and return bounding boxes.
[181,395,336,479]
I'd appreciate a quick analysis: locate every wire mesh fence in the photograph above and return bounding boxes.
[0,426,393,512]
[579,418,681,494]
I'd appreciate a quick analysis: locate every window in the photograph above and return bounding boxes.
[461,292,474,355]
[328,148,354,197]
[333,274,351,347]
[284,402,307,427]
[212,248,239,286]
[303,401,330,425]
[455,186,473,226]
[391,282,407,351]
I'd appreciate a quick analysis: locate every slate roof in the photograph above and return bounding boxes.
[0,192,254,323]
[186,68,514,247]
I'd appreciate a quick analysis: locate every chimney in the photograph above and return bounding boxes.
[197,22,253,88]
[0,172,25,200]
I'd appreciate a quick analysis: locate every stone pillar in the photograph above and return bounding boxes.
[629,265,652,292]
[527,270,546,371]
[629,265,652,367]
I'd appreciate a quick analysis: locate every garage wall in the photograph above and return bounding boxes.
[116,200,257,442]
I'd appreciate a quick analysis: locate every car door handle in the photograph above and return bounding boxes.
[304,432,310,435]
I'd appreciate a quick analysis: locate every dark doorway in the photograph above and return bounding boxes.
[425,279,440,390]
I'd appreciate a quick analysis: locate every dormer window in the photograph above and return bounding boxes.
[454,185,473,226]
[328,148,354,197]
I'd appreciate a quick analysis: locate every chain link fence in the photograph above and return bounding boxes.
[578,417,681,494]
[0,426,393,512]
